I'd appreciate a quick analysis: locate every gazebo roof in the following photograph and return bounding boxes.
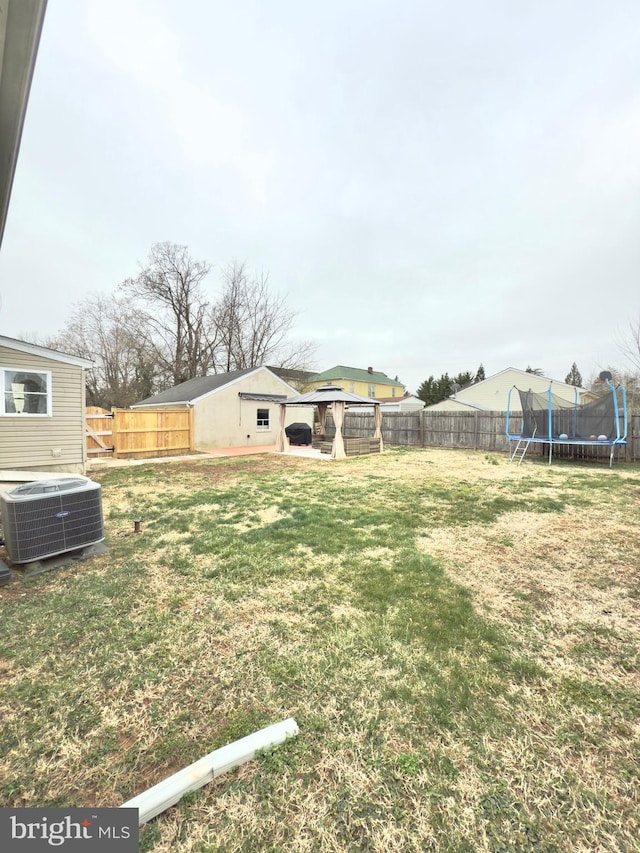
[283,384,380,406]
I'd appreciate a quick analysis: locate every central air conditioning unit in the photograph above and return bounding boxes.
[0,477,104,564]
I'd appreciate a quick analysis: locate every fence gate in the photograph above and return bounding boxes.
[86,407,194,459]
[86,407,114,458]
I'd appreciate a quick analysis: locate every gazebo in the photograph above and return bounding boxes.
[275,385,383,459]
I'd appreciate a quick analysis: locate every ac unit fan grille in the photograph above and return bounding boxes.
[1,481,104,564]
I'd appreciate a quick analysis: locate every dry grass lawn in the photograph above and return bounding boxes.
[1,447,639,852]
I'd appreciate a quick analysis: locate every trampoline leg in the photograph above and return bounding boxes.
[548,442,552,465]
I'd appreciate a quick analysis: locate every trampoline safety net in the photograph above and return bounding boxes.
[518,387,624,441]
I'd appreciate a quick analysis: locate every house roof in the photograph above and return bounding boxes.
[132,366,302,408]
[285,384,380,406]
[0,335,93,368]
[133,368,258,406]
[425,399,493,411]
[266,366,314,384]
[311,365,402,387]
[374,395,422,404]
[0,0,48,249]
[475,367,589,393]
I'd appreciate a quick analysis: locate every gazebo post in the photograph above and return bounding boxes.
[275,402,287,452]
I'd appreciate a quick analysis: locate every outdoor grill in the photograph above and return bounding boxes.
[285,422,312,446]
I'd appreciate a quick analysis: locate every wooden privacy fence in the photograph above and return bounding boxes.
[86,407,115,458]
[341,410,640,462]
[86,407,194,459]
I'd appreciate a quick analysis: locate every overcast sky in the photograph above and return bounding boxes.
[1,0,639,393]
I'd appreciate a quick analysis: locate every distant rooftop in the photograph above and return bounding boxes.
[311,365,403,387]
[267,366,314,384]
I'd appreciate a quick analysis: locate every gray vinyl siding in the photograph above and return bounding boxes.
[0,346,86,472]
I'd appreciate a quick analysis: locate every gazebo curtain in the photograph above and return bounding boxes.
[374,404,384,451]
[275,403,287,452]
[331,401,346,459]
[317,402,328,435]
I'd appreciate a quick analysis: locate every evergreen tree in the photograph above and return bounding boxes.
[452,371,474,389]
[564,362,583,386]
[474,363,486,382]
[417,374,450,406]
[416,371,474,405]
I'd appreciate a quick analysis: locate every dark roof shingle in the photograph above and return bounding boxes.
[133,368,257,406]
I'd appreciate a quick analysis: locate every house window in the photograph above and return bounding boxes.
[392,387,397,397]
[2,369,51,415]
[349,382,355,393]
[256,408,270,431]
[368,384,376,398]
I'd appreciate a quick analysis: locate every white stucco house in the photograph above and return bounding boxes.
[131,366,314,449]
[425,368,596,412]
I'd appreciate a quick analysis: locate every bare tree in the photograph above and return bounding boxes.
[121,242,216,386]
[50,244,315,401]
[212,262,316,372]
[51,295,157,408]
[586,366,640,414]
[619,316,640,374]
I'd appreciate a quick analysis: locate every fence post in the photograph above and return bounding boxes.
[111,408,120,458]
[189,406,195,451]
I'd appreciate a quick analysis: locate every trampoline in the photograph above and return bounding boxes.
[506,373,627,467]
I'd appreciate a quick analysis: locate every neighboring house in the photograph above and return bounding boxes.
[355,395,425,413]
[310,366,404,399]
[131,366,314,449]
[266,366,314,392]
[0,335,92,475]
[425,367,596,412]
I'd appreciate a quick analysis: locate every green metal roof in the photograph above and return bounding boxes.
[311,365,402,387]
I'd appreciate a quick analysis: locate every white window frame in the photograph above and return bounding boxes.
[1,368,52,416]
[256,407,270,432]
[368,384,376,398]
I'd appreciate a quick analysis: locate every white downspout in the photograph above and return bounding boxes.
[120,717,299,826]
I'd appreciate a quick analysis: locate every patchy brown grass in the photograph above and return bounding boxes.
[1,447,639,851]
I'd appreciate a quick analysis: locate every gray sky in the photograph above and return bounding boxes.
[1,0,639,393]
